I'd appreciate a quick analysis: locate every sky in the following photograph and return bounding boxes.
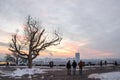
[0,0,120,59]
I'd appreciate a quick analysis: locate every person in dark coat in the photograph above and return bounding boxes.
[6,61,9,67]
[100,60,103,67]
[72,60,77,75]
[66,60,71,75]
[49,61,54,68]
[114,61,118,66]
[104,60,107,66]
[113,61,118,70]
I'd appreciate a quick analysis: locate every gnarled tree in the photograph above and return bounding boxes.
[9,16,62,68]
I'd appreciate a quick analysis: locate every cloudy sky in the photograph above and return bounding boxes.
[0,0,120,59]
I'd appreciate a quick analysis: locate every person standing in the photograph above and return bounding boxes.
[49,61,54,68]
[66,60,71,75]
[105,60,107,66]
[72,60,77,75]
[100,60,103,67]
[104,60,107,67]
[78,60,84,75]
[113,61,118,70]
[114,61,118,66]
[6,61,9,67]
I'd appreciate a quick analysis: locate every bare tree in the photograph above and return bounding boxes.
[9,16,62,68]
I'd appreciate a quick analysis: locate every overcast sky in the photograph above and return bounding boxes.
[0,0,120,59]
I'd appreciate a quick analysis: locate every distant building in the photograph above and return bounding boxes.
[75,52,80,63]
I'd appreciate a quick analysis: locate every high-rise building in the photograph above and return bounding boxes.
[75,52,80,63]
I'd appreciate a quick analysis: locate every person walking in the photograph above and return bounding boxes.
[78,60,84,75]
[66,60,71,75]
[72,60,77,75]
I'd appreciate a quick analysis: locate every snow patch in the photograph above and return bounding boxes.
[0,67,62,79]
[88,72,120,80]
[13,68,45,77]
[1,68,45,77]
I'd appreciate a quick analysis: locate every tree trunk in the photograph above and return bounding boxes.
[28,55,32,68]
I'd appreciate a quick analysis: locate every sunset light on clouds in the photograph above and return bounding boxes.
[0,0,120,59]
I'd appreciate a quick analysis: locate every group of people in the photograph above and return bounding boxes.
[100,60,118,67]
[66,60,84,75]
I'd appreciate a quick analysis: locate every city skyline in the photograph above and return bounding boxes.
[0,0,120,59]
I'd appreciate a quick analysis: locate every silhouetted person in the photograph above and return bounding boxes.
[104,60,107,66]
[6,62,9,67]
[72,60,77,75]
[100,60,103,67]
[78,60,84,75]
[66,60,71,75]
[114,61,118,66]
[113,61,118,70]
[49,61,54,68]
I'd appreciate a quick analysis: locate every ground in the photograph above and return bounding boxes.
[0,65,119,80]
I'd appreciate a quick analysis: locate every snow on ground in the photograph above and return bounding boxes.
[88,72,120,80]
[12,68,45,77]
[76,68,89,71]
[0,68,45,77]
[0,67,62,78]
